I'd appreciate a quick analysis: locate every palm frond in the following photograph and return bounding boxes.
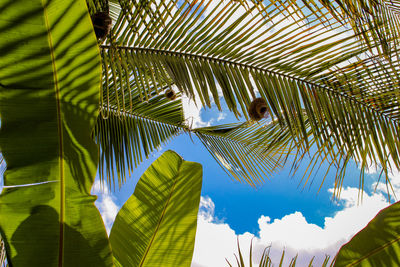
[100,45,175,109]
[0,235,6,267]
[193,115,349,193]
[194,119,290,187]
[86,0,109,14]
[109,0,121,23]
[93,89,186,188]
[276,0,400,58]
[106,0,373,118]
[227,237,334,267]
[98,0,400,190]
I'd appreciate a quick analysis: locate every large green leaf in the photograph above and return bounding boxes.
[109,150,202,267]
[0,0,112,266]
[334,201,400,266]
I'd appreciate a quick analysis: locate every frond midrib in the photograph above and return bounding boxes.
[101,44,397,124]
[101,104,188,130]
[194,121,287,151]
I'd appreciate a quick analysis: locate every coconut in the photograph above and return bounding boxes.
[165,89,177,100]
[249,97,269,121]
[91,12,112,39]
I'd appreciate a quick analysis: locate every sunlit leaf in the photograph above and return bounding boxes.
[335,201,400,266]
[109,150,202,267]
[0,0,112,265]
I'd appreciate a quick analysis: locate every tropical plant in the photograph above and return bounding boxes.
[0,1,203,265]
[230,200,400,267]
[1,0,400,266]
[227,238,333,267]
[109,150,202,267]
[0,235,5,267]
[89,0,400,196]
[335,200,400,266]
[228,199,400,266]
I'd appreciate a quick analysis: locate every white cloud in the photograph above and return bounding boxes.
[92,180,120,234]
[198,196,216,223]
[217,112,227,122]
[191,190,391,267]
[180,83,227,128]
[192,197,238,267]
[357,155,400,201]
[182,93,210,128]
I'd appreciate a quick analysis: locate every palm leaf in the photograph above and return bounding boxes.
[0,235,6,267]
[86,0,109,14]
[194,109,389,196]
[98,0,400,190]
[194,119,288,187]
[0,0,112,265]
[107,0,371,118]
[227,237,334,267]
[99,45,175,108]
[93,88,186,188]
[193,113,355,193]
[276,0,400,58]
[109,150,202,267]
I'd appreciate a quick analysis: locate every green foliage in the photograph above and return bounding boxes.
[1,0,400,266]
[194,120,287,186]
[96,0,400,193]
[0,1,202,265]
[0,0,112,265]
[0,235,5,267]
[335,201,400,266]
[110,150,202,267]
[94,84,185,188]
[279,0,400,57]
[227,238,333,267]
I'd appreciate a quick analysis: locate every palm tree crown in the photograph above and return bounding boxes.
[85,0,400,197]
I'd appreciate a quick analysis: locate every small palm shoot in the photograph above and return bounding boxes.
[226,237,333,267]
[0,235,6,267]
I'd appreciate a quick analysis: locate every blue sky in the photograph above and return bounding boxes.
[112,133,344,228]
[91,96,397,266]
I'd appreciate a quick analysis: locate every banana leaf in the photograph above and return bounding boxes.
[110,150,202,267]
[334,201,400,266]
[0,0,112,265]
